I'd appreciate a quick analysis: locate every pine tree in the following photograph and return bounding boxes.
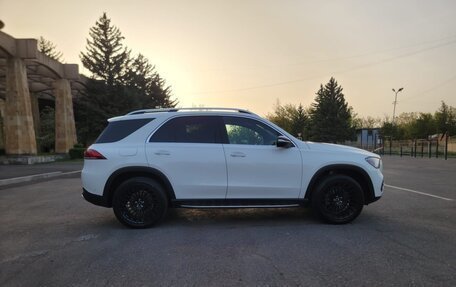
[74,79,113,145]
[124,54,176,108]
[38,36,63,61]
[80,12,130,87]
[75,13,177,144]
[309,77,354,142]
[290,104,308,140]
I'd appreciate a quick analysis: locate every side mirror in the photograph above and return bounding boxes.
[276,136,294,148]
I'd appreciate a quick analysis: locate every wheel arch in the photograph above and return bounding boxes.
[103,166,176,207]
[304,164,375,205]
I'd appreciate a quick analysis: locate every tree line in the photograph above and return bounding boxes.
[268,85,455,142]
[374,101,455,140]
[267,77,356,142]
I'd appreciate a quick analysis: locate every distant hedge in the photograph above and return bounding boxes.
[69,144,85,159]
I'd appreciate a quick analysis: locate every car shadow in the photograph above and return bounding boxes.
[161,207,317,227]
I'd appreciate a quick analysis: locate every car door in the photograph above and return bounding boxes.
[146,116,227,199]
[222,116,303,199]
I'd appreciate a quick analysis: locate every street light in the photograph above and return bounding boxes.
[392,87,404,124]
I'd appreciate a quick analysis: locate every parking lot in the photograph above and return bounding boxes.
[1,156,455,286]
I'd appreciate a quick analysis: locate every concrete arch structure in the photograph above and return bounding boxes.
[0,31,85,155]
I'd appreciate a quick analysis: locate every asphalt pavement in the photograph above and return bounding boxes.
[0,156,455,286]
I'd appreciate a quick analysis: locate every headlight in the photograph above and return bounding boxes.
[366,157,381,169]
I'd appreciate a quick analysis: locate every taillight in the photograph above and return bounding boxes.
[84,149,106,159]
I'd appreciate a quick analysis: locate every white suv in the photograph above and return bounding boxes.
[82,108,383,228]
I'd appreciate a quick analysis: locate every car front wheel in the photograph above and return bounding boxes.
[311,175,364,224]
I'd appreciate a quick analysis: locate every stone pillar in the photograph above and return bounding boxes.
[5,58,37,155]
[53,79,77,153]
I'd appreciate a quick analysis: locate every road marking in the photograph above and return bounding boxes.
[385,184,454,201]
[61,170,82,175]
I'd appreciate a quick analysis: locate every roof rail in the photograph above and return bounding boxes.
[127,108,175,115]
[127,107,255,115]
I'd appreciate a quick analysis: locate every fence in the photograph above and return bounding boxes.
[344,135,455,160]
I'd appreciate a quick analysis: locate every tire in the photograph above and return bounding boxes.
[112,177,168,228]
[311,175,364,224]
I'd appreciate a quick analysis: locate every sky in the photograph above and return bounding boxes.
[1,0,456,118]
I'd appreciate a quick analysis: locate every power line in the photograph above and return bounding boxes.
[336,39,456,76]
[400,74,456,102]
[196,34,456,73]
[187,39,456,95]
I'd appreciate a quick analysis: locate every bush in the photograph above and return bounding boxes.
[0,148,5,156]
[69,144,85,159]
[38,106,55,152]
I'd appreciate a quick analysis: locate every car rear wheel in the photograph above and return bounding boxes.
[311,174,364,224]
[112,177,168,228]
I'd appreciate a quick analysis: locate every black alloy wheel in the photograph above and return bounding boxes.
[311,175,364,224]
[113,177,168,228]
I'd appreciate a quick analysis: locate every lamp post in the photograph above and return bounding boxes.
[392,87,403,124]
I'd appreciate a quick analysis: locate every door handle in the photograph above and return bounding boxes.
[230,152,246,158]
[154,150,170,156]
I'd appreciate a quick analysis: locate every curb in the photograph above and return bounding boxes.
[0,170,81,187]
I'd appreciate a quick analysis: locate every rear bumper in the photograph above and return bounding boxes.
[82,188,110,207]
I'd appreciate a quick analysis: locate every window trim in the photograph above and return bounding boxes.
[146,114,297,147]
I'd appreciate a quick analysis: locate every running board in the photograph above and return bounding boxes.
[171,198,308,208]
[180,204,301,209]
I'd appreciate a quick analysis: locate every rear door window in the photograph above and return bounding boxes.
[150,116,222,143]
